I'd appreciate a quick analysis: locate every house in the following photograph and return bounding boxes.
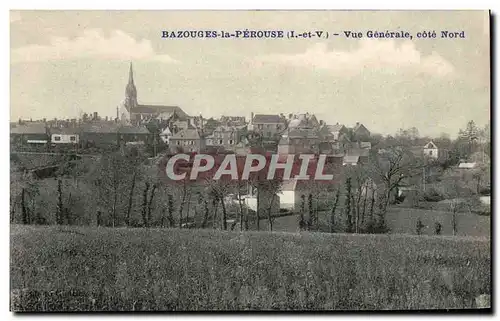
[247,113,286,140]
[287,113,320,130]
[458,162,477,169]
[352,122,371,140]
[277,128,320,155]
[118,63,189,124]
[80,122,120,148]
[159,127,172,144]
[219,116,246,126]
[51,127,80,145]
[118,125,151,145]
[343,155,360,166]
[326,123,348,141]
[205,125,247,152]
[10,122,49,146]
[169,128,205,153]
[360,142,372,149]
[423,141,448,160]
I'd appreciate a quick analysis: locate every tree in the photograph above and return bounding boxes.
[56,179,64,225]
[344,177,353,233]
[438,173,475,236]
[329,188,340,233]
[371,145,423,221]
[299,194,306,230]
[416,218,424,235]
[141,182,150,227]
[90,152,138,227]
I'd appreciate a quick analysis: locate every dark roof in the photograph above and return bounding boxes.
[133,105,188,119]
[327,123,345,132]
[10,123,47,135]
[353,123,369,133]
[253,114,283,124]
[347,148,370,157]
[287,128,319,139]
[118,126,151,135]
[81,122,120,134]
[170,128,201,140]
[50,127,80,135]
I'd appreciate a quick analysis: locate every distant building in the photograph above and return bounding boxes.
[80,122,120,148]
[118,63,189,124]
[118,125,151,145]
[206,125,246,152]
[248,113,286,140]
[10,122,49,146]
[327,123,348,141]
[287,113,320,130]
[51,127,80,145]
[352,122,371,140]
[219,116,246,126]
[343,155,360,166]
[423,141,448,160]
[278,128,319,155]
[458,162,477,169]
[169,128,205,153]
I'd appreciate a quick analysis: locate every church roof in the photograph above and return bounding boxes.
[132,105,189,119]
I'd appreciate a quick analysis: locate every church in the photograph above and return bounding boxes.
[118,63,189,124]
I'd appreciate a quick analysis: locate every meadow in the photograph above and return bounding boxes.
[268,207,491,237]
[10,224,490,311]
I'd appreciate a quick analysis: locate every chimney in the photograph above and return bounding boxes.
[93,112,98,120]
[250,112,254,123]
[356,121,360,126]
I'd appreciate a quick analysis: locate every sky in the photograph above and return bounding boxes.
[10,10,490,137]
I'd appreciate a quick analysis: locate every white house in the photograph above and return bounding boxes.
[159,127,172,144]
[423,141,448,160]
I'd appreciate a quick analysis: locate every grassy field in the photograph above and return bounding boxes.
[268,207,490,237]
[10,225,490,311]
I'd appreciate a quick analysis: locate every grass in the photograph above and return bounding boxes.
[268,207,490,237]
[10,224,490,311]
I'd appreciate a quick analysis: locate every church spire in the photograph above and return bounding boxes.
[128,62,134,85]
[125,62,138,112]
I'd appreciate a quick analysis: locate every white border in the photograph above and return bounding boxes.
[2,2,498,320]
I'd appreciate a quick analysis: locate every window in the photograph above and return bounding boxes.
[429,150,433,156]
[54,136,61,141]
[177,141,180,145]
[267,132,272,138]
[229,139,234,145]
[70,136,76,142]
[266,124,271,129]
[258,124,263,130]
[219,139,223,144]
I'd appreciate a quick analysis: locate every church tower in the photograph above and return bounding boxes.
[124,62,138,112]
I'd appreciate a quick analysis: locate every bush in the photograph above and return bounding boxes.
[422,188,444,202]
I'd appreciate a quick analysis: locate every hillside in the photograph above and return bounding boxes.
[10,225,490,311]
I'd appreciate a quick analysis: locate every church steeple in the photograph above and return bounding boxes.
[128,62,134,84]
[125,62,138,112]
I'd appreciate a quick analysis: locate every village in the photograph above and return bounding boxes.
[9,63,491,235]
